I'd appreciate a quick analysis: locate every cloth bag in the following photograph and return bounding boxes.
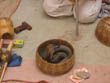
[43,0,73,17]
[99,3,110,18]
[74,0,102,23]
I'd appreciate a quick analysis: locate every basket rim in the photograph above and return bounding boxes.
[36,39,75,65]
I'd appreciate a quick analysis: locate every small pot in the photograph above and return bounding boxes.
[0,17,15,39]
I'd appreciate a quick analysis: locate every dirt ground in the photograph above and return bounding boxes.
[11,0,110,65]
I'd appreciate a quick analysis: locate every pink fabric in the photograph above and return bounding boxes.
[4,59,110,83]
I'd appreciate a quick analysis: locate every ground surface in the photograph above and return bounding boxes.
[12,0,110,65]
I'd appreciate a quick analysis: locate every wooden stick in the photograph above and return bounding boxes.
[0,41,13,83]
[0,39,3,55]
[0,39,3,50]
[0,61,8,83]
[75,0,79,36]
[7,41,13,52]
[6,41,13,62]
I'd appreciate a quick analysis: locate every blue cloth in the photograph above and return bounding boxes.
[0,53,22,67]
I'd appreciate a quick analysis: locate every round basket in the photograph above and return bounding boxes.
[96,16,110,46]
[36,39,75,75]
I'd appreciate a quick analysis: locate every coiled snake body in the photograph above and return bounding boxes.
[39,44,72,64]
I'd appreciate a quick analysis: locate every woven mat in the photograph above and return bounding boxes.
[0,0,21,18]
[3,59,110,83]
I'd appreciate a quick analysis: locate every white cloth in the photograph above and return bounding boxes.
[43,0,73,17]
[74,0,102,23]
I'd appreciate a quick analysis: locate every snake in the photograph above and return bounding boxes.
[39,44,72,64]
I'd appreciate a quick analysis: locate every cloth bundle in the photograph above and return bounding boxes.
[99,2,110,18]
[0,53,22,67]
[43,0,110,23]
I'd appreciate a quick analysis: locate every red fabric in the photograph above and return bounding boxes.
[3,79,48,83]
[10,0,21,17]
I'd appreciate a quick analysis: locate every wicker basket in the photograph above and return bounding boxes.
[96,16,110,46]
[36,39,75,75]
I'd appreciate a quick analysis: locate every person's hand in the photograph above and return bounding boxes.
[103,0,110,3]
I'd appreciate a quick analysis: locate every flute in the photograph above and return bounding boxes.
[0,41,13,83]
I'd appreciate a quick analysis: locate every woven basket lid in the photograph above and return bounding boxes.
[96,16,110,46]
[0,17,14,39]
